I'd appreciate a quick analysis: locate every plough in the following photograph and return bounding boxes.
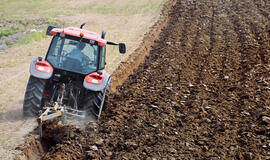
[37,104,93,139]
[37,80,109,139]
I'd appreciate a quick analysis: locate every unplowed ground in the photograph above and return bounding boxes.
[17,0,270,159]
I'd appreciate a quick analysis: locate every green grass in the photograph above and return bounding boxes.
[0,29,14,37]
[80,0,164,15]
[16,30,46,45]
[0,0,73,39]
[0,0,54,19]
[0,0,164,21]
[0,24,25,37]
[46,18,55,24]
[8,96,13,102]
[0,0,165,47]
[0,0,63,22]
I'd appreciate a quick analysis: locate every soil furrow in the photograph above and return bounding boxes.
[232,0,270,65]
[251,0,270,21]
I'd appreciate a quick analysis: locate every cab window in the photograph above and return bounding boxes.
[99,46,106,69]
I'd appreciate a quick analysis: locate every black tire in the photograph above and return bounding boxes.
[84,83,110,119]
[23,76,47,117]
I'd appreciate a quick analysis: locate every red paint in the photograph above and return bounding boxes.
[50,27,107,46]
[35,61,53,73]
[85,70,106,85]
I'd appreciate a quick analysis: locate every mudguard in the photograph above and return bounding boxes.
[29,58,53,79]
[83,73,111,91]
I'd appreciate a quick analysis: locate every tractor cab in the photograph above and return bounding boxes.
[46,34,101,75]
[45,25,126,75]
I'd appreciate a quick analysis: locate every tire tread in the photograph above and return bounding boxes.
[23,76,47,117]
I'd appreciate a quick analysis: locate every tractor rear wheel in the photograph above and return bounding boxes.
[84,84,110,120]
[23,76,47,117]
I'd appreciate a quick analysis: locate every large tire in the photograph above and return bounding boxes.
[23,76,47,117]
[84,83,110,119]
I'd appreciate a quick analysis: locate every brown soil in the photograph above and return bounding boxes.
[16,0,270,159]
[110,0,177,93]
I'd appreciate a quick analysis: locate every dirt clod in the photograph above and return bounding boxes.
[262,116,270,124]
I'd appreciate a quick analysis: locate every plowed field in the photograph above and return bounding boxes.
[17,0,270,159]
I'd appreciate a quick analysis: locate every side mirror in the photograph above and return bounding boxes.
[46,26,56,36]
[119,43,126,54]
[107,41,126,54]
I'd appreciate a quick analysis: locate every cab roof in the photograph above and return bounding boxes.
[50,27,107,46]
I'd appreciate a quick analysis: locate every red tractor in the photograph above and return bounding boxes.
[23,23,126,121]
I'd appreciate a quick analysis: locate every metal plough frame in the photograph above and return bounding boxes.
[37,81,109,139]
